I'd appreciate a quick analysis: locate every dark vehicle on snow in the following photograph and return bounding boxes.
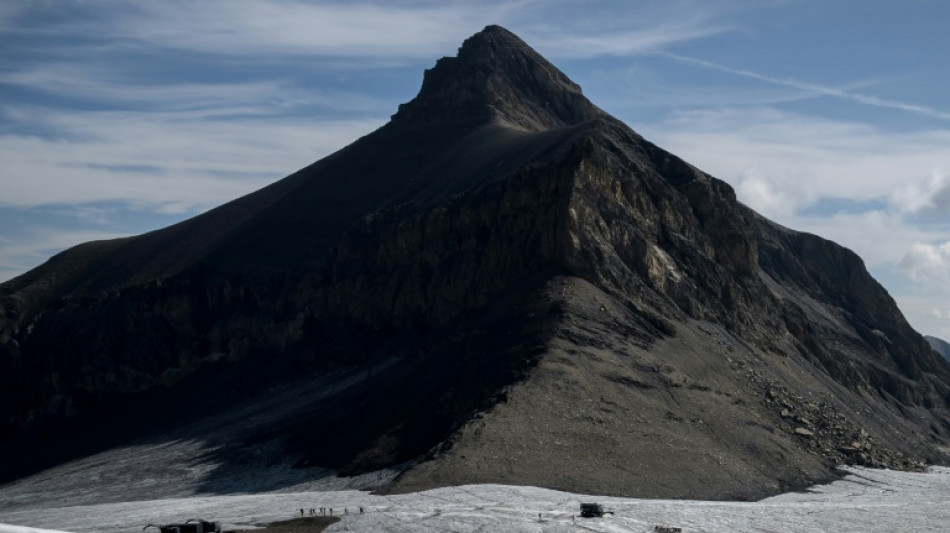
[580,503,605,518]
[143,519,221,533]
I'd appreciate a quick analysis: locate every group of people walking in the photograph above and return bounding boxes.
[299,506,365,516]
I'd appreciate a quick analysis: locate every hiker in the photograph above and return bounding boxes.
[300,509,304,516]
[360,506,364,514]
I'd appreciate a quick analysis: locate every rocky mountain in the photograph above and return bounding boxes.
[2,25,949,500]
[928,336,950,362]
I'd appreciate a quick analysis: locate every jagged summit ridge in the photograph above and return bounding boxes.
[393,25,603,130]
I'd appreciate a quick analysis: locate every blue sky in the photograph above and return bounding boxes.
[2,0,949,338]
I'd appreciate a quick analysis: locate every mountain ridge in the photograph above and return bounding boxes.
[928,335,950,362]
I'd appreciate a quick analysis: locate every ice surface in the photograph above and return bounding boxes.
[0,526,75,533]
[1,466,948,532]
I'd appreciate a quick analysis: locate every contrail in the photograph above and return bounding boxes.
[659,52,950,121]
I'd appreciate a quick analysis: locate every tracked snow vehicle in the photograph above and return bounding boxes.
[143,519,220,533]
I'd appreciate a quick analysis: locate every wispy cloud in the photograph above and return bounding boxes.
[0,1,31,31]
[3,0,735,61]
[0,106,383,210]
[660,52,950,122]
[0,66,393,114]
[598,61,894,112]
[0,0,739,217]
[527,23,730,58]
[5,1,509,59]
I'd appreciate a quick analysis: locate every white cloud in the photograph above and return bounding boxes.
[890,168,950,217]
[639,108,950,218]
[733,167,810,219]
[898,241,950,290]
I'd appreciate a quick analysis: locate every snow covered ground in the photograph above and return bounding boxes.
[1,466,948,532]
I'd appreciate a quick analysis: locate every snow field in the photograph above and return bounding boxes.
[1,466,948,532]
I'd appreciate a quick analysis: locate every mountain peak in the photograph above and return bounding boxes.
[392,25,601,131]
[6,24,950,504]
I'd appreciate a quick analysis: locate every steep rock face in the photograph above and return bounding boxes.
[2,25,950,498]
[754,217,950,407]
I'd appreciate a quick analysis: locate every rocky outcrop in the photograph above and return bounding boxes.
[392,25,601,130]
[2,25,949,498]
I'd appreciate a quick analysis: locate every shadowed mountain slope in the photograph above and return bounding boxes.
[2,26,949,500]
[928,336,950,363]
